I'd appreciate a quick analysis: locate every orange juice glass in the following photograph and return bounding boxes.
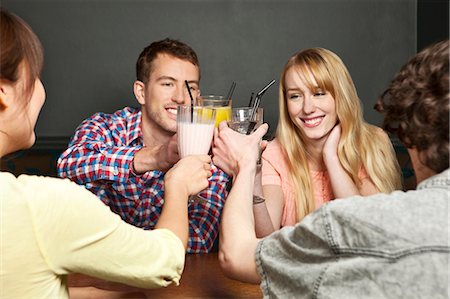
[196,95,232,127]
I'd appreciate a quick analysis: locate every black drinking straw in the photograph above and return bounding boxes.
[185,80,194,123]
[246,79,276,134]
[256,79,276,98]
[248,92,255,107]
[249,79,276,121]
[226,81,236,101]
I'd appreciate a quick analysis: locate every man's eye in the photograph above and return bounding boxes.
[162,82,173,87]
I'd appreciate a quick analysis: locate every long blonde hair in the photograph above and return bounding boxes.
[276,48,401,221]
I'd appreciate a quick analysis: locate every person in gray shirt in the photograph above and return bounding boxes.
[212,39,449,298]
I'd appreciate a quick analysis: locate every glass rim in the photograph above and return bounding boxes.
[232,106,263,111]
[198,94,226,100]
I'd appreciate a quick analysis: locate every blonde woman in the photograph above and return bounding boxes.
[257,48,401,235]
[214,40,449,297]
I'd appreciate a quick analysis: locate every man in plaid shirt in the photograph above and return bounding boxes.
[57,38,230,253]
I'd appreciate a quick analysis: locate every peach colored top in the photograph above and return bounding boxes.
[261,139,367,227]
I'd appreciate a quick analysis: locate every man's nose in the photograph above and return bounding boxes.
[173,85,189,104]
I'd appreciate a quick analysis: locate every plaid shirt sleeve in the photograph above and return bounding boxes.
[57,111,141,185]
[58,108,230,253]
[186,164,230,253]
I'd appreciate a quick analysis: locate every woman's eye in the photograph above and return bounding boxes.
[314,90,326,96]
[288,94,301,101]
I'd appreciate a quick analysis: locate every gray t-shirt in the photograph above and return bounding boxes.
[256,169,449,299]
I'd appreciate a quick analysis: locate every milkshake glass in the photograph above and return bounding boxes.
[177,105,216,203]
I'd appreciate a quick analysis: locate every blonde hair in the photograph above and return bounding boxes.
[276,48,401,221]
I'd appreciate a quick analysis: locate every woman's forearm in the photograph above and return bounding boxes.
[219,164,261,283]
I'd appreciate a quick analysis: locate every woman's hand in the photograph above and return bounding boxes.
[212,121,268,179]
[164,155,212,197]
[323,124,341,163]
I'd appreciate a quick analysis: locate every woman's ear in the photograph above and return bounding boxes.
[0,98,6,110]
[133,80,146,105]
[0,81,11,110]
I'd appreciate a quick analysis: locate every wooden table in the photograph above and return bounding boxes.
[68,253,262,298]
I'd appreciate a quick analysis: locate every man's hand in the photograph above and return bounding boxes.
[133,135,180,174]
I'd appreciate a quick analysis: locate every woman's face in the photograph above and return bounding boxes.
[24,78,46,146]
[284,67,338,143]
[2,74,46,152]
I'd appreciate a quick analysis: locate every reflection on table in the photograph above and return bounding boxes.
[68,252,262,298]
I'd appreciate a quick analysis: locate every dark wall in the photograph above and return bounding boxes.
[2,0,416,138]
[417,0,449,51]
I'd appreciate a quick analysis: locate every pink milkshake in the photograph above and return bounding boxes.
[177,105,216,158]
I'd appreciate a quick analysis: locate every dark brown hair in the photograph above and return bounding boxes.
[136,38,199,83]
[0,8,44,100]
[375,40,449,173]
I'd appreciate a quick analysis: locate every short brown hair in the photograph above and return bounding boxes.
[375,40,449,173]
[136,38,199,83]
[0,8,44,99]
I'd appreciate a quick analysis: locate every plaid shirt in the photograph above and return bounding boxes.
[57,106,229,253]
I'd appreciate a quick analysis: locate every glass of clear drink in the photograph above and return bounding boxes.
[229,107,264,164]
[196,95,232,128]
[229,107,263,135]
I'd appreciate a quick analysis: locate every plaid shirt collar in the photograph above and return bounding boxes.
[127,107,144,147]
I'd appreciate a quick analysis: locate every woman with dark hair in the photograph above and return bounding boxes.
[0,8,212,298]
[213,40,449,297]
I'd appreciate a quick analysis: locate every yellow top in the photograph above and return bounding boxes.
[0,172,185,298]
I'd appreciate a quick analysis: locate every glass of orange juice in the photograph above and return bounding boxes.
[196,95,232,127]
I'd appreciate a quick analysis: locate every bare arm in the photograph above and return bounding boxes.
[212,122,269,284]
[252,165,276,237]
[219,164,261,283]
[214,135,283,238]
[157,155,212,249]
[256,185,285,237]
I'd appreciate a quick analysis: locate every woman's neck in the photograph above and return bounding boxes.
[305,139,326,172]
[0,133,9,159]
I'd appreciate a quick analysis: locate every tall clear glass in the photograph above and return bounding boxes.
[177,105,216,203]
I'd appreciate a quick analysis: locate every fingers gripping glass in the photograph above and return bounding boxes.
[229,107,264,164]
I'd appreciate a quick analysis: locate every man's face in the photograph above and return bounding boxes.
[137,53,200,134]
